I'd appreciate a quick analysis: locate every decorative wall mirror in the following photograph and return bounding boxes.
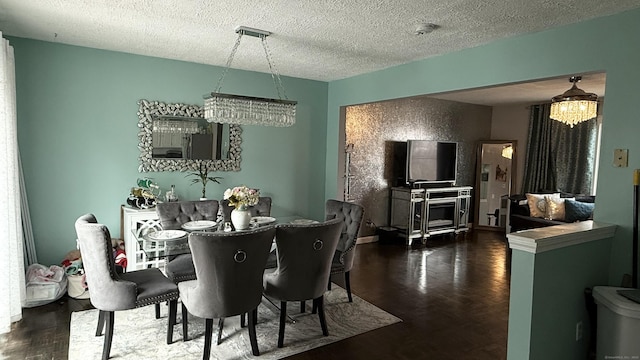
[137,99,242,172]
[474,140,517,231]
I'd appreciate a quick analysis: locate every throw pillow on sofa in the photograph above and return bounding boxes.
[526,193,560,218]
[545,196,574,221]
[565,199,595,222]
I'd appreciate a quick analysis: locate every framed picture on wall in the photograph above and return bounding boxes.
[496,165,508,182]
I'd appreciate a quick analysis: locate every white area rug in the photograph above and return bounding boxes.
[68,286,401,359]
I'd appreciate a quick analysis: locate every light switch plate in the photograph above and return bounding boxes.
[614,149,628,167]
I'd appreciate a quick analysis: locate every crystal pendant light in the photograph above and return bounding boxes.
[203,26,296,127]
[549,76,598,128]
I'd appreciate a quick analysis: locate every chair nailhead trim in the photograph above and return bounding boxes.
[136,293,180,308]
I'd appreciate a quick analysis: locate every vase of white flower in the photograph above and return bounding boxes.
[230,205,252,230]
[224,186,260,230]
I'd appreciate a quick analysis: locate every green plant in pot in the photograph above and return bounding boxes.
[186,162,223,200]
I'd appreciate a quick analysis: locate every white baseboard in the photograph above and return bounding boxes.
[356,235,378,244]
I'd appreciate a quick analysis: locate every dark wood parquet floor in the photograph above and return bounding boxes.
[0,229,510,360]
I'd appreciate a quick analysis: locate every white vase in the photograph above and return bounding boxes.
[231,207,252,230]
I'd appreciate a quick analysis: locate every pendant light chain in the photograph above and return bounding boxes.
[214,32,244,94]
[261,35,289,100]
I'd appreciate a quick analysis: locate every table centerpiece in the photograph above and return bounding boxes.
[223,185,260,230]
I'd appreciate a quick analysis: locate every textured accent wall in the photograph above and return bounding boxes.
[345,96,492,235]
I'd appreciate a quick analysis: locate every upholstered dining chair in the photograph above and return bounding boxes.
[325,199,364,303]
[156,200,219,284]
[74,214,179,360]
[263,218,342,348]
[221,196,272,225]
[179,226,276,358]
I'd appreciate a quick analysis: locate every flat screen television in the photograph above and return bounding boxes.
[404,140,457,184]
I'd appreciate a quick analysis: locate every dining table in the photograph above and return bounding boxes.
[135,215,321,324]
[135,215,317,261]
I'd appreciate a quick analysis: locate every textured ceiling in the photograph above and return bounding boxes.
[1,0,640,83]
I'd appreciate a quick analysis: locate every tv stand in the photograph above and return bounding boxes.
[408,180,455,188]
[389,185,472,245]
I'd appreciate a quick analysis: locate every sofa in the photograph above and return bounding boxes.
[508,192,595,233]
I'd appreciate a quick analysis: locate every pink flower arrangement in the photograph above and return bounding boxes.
[223,186,259,209]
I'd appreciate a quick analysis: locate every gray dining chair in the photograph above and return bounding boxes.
[325,199,364,302]
[179,226,276,358]
[263,218,342,348]
[75,214,179,360]
[156,200,219,284]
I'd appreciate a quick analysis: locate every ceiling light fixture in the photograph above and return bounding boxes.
[549,76,598,128]
[502,145,513,160]
[203,26,296,127]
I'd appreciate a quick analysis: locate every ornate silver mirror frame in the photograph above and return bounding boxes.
[136,99,242,172]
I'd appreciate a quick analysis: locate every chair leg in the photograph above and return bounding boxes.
[312,300,318,314]
[203,318,214,360]
[262,294,296,323]
[315,296,328,336]
[101,311,114,360]
[96,310,105,336]
[345,271,353,303]
[181,303,189,341]
[167,300,177,344]
[216,318,225,345]
[327,278,332,291]
[240,313,246,328]
[300,300,305,313]
[277,301,287,348]
[248,308,260,356]
[155,303,161,319]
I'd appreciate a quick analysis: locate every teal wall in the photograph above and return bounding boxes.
[529,239,612,359]
[508,238,612,359]
[326,7,640,358]
[10,38,328,266]
[507,250,534,359]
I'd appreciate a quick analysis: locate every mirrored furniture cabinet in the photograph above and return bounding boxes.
[389,184,472,245]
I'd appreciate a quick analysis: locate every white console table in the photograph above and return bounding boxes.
[121,205,165,272]
[390,185,472,245]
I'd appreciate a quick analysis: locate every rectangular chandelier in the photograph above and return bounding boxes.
[204,26,296,127]
[203,93,296,127]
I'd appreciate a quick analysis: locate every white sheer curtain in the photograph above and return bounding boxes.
[0,32,25,334]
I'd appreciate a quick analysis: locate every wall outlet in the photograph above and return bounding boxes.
[576,321,583,341]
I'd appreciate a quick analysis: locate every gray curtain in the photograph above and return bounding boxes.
[522,103,597,195]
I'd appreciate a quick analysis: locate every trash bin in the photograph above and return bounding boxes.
[593,286,640,359]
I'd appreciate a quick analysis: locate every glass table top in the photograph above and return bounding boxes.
[135,215,318,260]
